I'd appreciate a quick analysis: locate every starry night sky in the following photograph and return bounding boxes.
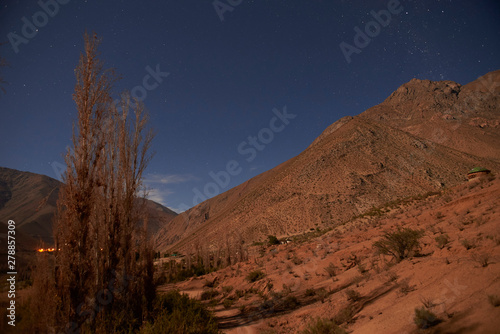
[1,0,499,212]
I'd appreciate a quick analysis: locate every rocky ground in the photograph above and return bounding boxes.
[159,175,500,333]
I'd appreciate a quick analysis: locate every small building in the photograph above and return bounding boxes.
[467,167,491,181]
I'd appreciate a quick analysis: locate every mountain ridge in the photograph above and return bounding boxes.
[0,166,178,250]
[155,70,500,254]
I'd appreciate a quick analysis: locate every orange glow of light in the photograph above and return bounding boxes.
[37,248,56,253]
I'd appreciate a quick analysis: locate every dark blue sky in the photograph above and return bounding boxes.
[1,0,499,212]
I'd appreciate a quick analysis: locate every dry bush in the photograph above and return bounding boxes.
[373,227,424,261]
[420,296,435,309]
[387,271,398,282]
[488,295,500,307]
[201,289,219,301]
[282,295,300,310]
[460,239,477,250]
[292,254,303,265]
[345,289,361,302]
[223,298,235,309]
[28,253,59,331]
[247,270,266,282]
[435,234,450,249]
[414,307,440,329]
[139,291,218,334]
[333,306,354,325]
[324,262,337,277]
[302,317,347,334]
[222,285,234,294]
[472,253,490,267]
[357,262,368,274]
[305,288,316,297]
[317,288,328,303]
[399,280,414,295]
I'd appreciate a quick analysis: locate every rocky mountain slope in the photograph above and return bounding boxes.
[154,70,500,254]
[0,167,177,250]
[359,70,500,160]
[166,175,500,334]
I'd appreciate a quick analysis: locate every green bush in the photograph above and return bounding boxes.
[302,317,347,334]
[373,227,424,261]
[247,269,266,282]
[139,290,219,334]
[413,307,440,329]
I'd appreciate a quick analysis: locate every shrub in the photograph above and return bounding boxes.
[333,306,354,325]
[247,270,266,282]
[435,234,450,249]
[399,280,414,295]
[302,317,348,334]
[292,254,303,265]
[460,239,476,250]
[305,288,317,297]
[282,295,300,310]
[317,288,328,303]
[488,294,500,307]
[222,285,234,294]
[223,298,235,309]
[268,235,280,245]
[357,263,368,274]
[387,271,398,282]
[345,289,361,302]
[413,307,440,329]
[139,290,219,334]
[373,227,424,261]
[324,263,337,277]
[472,253,490,267]
[420,297,435,309]
[201,289,219,301]
[204,278,217,288]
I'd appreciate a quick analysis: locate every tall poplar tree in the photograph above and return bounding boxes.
[52,32,155,333]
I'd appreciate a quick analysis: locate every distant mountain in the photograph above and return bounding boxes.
[154,70,500,254]
[0,167,177,250]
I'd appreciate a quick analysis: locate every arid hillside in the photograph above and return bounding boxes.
[154,70,500,254]
[161,175,500,334]
[360,70,500,160]
[0,167,177,250]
